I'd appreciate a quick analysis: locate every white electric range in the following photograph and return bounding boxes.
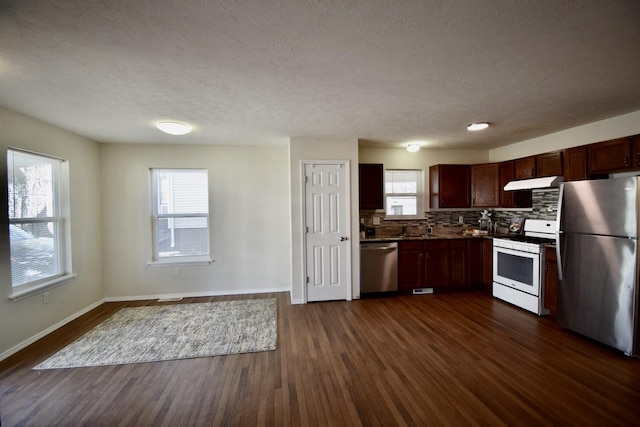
[492,219,557,315]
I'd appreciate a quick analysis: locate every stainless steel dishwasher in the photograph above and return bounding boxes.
[360,242,398,294]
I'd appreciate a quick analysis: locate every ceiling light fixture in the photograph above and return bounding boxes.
[467,122,489,131]
[406,143,420,153]
[156,121,192,135]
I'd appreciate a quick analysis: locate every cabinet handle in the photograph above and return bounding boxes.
[531,168,535,176]
[636,153,640,166]
[624,156,630,166]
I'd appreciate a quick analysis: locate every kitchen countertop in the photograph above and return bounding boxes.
[359,233,556,248]
[360,233,502,242]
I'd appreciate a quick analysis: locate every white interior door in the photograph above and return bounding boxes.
[304,162,350,302]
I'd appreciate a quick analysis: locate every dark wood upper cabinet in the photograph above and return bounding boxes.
[499,160,532,208]
[633,135,640,168]
[430,164,471,208]
[537,151,563,177]
[514,156,537,179]
[499,160,515,208]
[359,163,384,210]
[563,146,588,182]
[588,137,632,174]
[471,163,499,207]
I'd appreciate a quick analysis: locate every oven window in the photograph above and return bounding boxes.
[497,252,534,286]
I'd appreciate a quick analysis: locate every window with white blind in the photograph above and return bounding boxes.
[8,149,73,297]
[150,169,210,264]
[385,169,424,218]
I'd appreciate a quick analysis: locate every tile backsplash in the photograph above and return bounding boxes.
[360,189,559,237]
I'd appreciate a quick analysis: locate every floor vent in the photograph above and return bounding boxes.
[157,297,184,302]
[413,288,434,295]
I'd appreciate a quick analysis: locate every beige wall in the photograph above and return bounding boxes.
[0,108,103,358]
[100,143,291,299]
[289,138,360,304]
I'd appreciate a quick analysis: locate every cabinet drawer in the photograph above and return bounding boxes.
[423,240,450,250]
[399,240,423,251]
[450,240,466,249]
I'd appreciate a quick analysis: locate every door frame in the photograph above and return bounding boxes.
[300,160,352,303]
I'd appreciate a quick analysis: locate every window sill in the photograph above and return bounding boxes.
[147,257,214,268]
[9,273,78,302]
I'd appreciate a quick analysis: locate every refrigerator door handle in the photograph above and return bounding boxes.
[556,232,563,280]
[555,184,564,280]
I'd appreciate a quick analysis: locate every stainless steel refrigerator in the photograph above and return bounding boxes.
[557,177,640,356]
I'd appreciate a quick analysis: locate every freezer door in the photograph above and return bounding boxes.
[560,177,639,238]
[558,233,639,355]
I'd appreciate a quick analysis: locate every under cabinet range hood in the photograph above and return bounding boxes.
[504,175,564,191]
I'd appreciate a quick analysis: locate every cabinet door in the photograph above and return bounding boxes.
[424,240,450,288]
[563,146,588,182]
[632,135,640,168]
[471,163,499,207]
[537,151,563,177]
[499,161,515,208]
[514,156,537,179]
[482,239,493,293]
[588,138,632,174]
[467,239,484,287]
[398,250,423,291]
[450,240,467,288]
[544,249,558,317]
[499,160,532,208]
[430,165,470,208]
[398,241,423,291]
[359,164,384,209]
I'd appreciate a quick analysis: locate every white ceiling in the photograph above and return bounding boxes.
[1,0,640,149]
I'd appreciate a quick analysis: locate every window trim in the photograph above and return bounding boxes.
[150,168,211,263]
[7,148,74,301]
[384,168,425,219]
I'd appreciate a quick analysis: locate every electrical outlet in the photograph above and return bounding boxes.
[372,217,381,225]
[458,215,464,224]
[174,267,181,275]
[43,292,50,304]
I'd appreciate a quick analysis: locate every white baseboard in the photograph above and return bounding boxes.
[104,287,290,302]
[0,298,106,362]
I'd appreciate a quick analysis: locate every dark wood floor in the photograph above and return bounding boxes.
[1,291,639,426]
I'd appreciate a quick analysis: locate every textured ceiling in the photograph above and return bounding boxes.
[1,0,640,149]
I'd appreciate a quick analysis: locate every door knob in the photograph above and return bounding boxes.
[340,236,348,241]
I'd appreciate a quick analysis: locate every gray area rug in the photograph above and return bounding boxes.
[34,298,277,369]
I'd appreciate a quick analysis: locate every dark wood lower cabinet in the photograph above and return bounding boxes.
[398,241,423,292]
[482,239,493,293]
[544,248,559,317]
[424,240,452,289]
[467,239,484,287]
[398,238,486,292]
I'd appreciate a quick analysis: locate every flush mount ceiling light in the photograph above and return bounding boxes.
[156,121,192,135]
[467,122,490,131]
[406,143,421,153]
